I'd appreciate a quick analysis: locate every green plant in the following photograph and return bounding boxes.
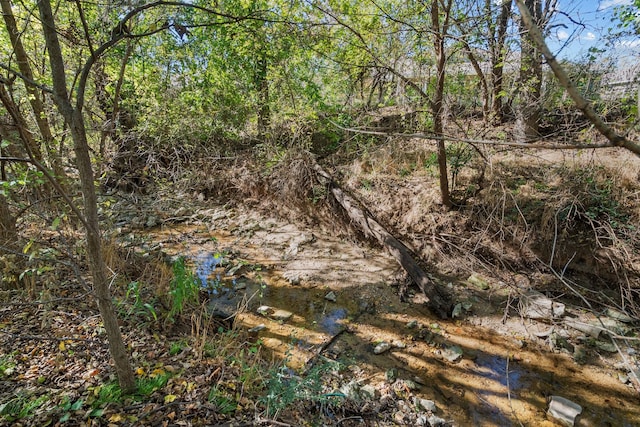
[260,357,342,416]
[446,143,473,188]
[0,393,48,422]
[0,353,16,378]
[168,258,200,321]
[208,387,238,414]
[91,370,172,409]
[118,281,157,322]
[169,340,187,356]
[58,397,83,423]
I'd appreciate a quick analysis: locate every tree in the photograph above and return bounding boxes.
[37,0,137,393]
[516,0,543,141]
[514,0,640,156]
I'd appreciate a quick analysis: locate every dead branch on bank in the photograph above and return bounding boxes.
[313,161,451,319]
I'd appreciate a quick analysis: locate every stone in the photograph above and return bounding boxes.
[548,396,582,426]
[360,384,378,399]
[428,415,447,426]
[564,320,603,338]
[248,324,266,333]
[452,303,463,318]
[256,306,293,322]
[374,342,392,354]
[283,271,301,285]
[340,381,361,400]
[271,309,293,322]
[595,341,617,353]
[442,345,464,362]
[605,308,635,323]
[414,397,437,412]
[519,290,565,320]
[406,320,419,329]
[324,291,337,302]
[467,273,490,290]
[392,340,406,349]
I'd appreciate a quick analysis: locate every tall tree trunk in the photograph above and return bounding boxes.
[37,0,136,394]
[490,0,512,124]
[1,0,67,183]
[516,0,542,141]
[431,0,453,208]
[256,55,270,139]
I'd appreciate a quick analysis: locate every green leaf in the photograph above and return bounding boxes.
[70,400,83,411]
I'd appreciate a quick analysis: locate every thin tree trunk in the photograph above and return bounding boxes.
[37,0,136,393]
[0,194,17,250]
[256,55,270,139]
[490,0,512,124]
[516,0,542,141]
[431,0,453,208]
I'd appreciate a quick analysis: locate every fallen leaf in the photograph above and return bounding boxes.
[108,413,124,422]
[59,341,66,351]
[164,394,177,403]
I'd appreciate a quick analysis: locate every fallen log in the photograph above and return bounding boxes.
[313,163,451,319]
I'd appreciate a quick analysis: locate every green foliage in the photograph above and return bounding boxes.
[58,397,84,423]
[0,393,49,422]
[117,281,158,323]
[168,257,200,321]
[169,340,188,356]
[91,371,172,409]
[0,353,16,378]
[260,358,342,416]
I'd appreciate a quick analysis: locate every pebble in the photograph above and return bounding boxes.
[442,345,464,362]
[324,291,337,302]
[374,342,392,354]
[414,397,437,412]
[548,395,582,426]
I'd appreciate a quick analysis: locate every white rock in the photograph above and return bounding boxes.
[374,342,392,354]
[548,396,582,426]
[414,397,437,412]
[520,291,565,320]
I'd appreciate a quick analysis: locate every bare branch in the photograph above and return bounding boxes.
[514,0,640,156]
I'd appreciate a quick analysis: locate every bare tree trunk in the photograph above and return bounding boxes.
[490,0,512,124]
[256,54,270,139]
[516,0,542,141]
[431,0,453,208]
[37,0,136,393]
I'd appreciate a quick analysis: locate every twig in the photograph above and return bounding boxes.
[329,119,616,150]
[255,418,292,427]
[337,416,364,425]
[0,331,105,345]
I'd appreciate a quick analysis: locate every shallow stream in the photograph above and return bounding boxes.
[146,220,640,426]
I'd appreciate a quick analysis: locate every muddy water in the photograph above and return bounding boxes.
[146,221,640,426]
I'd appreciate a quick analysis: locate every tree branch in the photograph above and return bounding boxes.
[514,0,640,156]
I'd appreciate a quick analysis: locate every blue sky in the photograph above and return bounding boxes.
[547,0,639,60]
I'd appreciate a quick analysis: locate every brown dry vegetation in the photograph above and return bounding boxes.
[186,122,640,319]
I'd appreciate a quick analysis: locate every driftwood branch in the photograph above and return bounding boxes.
[329,120,616,150]
[314,162,450,319]
[514,0,640,157]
